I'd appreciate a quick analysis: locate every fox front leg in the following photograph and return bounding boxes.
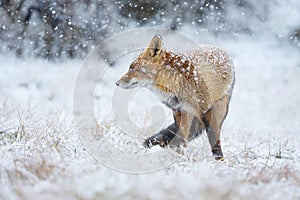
[143,122,177,148]
[143,112,203,149]
[143,110,181,148]
[169,112,195,148]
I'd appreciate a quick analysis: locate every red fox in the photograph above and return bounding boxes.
[116,35,235,160]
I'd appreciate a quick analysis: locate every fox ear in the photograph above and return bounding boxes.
[144,35,163,57]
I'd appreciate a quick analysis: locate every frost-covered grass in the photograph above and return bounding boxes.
[1,34,300,200]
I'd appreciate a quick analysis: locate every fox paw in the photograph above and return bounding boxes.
[143,138,155,148]
[212,149,224,160]
[143,135,166,148]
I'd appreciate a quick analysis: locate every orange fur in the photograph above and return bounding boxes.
[116,35,235,159]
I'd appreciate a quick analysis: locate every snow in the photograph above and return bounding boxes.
[1,31,300,199]
[1,0,300,198]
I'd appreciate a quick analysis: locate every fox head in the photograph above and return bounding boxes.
[116,35,164,89]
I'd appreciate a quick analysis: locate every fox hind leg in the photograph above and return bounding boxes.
[203,95,230,160]
[203,109,223,160]
[188,116,204,141]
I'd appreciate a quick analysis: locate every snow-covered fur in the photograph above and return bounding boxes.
[116,35,235,159]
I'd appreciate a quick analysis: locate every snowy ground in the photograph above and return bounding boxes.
[1,32,300,199]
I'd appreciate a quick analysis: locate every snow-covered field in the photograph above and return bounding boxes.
[1,31,300,200]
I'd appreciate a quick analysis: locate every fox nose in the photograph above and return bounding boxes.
[115,81,120,86]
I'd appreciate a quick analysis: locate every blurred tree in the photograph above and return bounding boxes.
[0,0,298,60]
[0,0,113,60]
